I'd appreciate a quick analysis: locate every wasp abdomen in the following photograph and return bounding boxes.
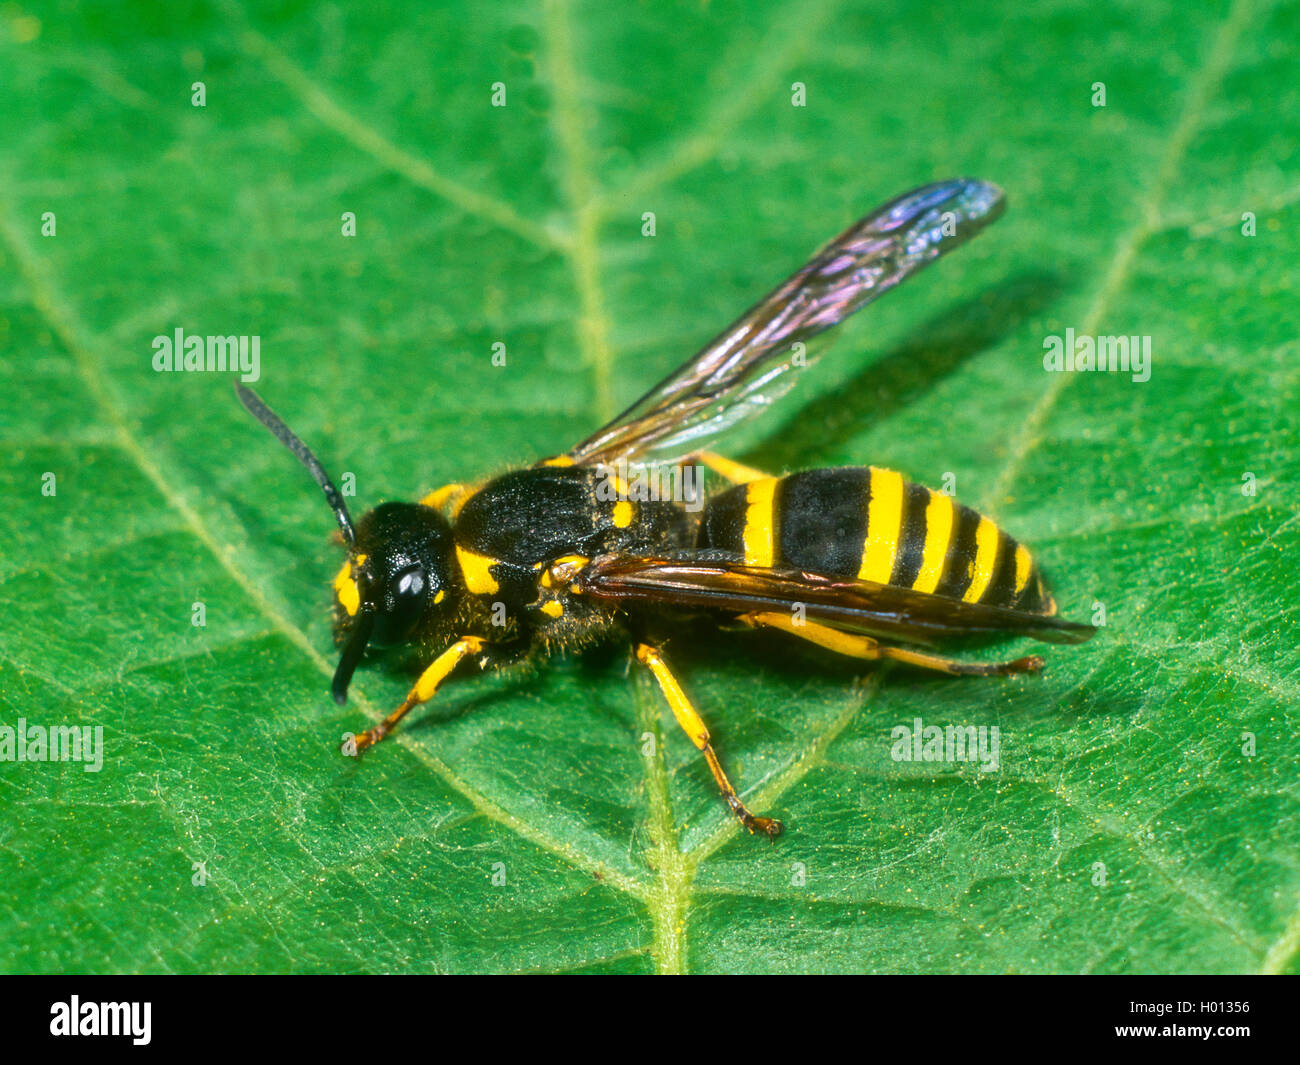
[696,466,1055,615]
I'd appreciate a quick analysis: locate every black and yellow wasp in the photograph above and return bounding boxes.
[238,178,1094,838]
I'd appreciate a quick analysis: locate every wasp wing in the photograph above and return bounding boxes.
[579,554,1095,646]
[565,178,1005,468]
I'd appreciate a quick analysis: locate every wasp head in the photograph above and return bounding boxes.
[236,385,461,707]
[329,502,460,700]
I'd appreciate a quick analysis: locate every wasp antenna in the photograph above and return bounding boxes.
[236,383,357,547]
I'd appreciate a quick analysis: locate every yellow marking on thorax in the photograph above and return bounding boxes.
[1013,544,1033,596]
[540,455,574,467]
[451,486,477,518]
[611,500,634,528]
[912,490,955,594]
[456,545,500,595]
[421,482,467,510]
[333,560,361,617]
[605,469,631,496]
[962,517,1001,603]
[859,467,905,584]
[742,477,779,567]
[542,555,589,590]
[540,600,564,619]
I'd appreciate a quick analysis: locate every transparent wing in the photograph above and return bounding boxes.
[565,178,1005,468]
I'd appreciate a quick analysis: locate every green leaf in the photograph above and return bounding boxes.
[2,0,1297,974]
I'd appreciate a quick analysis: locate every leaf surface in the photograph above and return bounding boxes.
[1,0,1297,974]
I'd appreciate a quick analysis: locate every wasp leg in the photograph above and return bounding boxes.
[739,611,1044,676]
[693,451,771,485]
[349,636,487,754]
[875,645,1042,676]
[634,643,783,839]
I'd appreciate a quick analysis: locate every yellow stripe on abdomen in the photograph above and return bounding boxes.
[858,467,904,583]
[962,517,1001,603]
[912,491,955,594]
[742,478,778,567]
[1013,543,1033,596]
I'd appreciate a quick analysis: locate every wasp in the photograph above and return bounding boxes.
[237,178,1095,839]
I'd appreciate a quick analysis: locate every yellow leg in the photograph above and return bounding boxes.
[740,611,1043,676]
[694,451,770,485]
[635,643,782,839]
[348,636,486,754]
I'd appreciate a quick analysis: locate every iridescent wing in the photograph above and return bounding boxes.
[565,178,1005,468]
